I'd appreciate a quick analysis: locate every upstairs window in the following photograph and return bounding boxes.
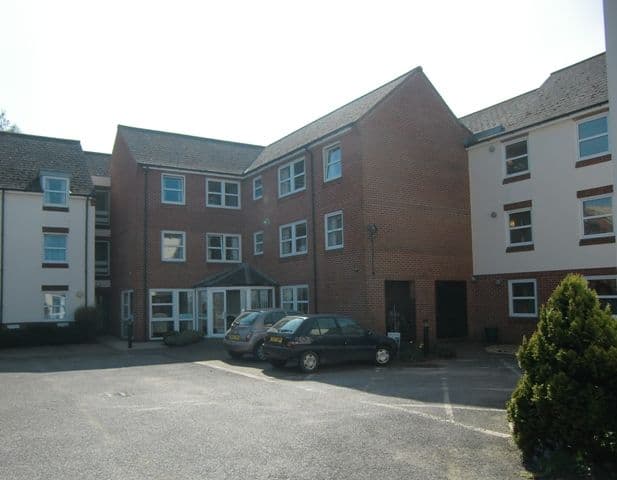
[507,209,533,245]
[325,211,344,250]
[253,176,263,200]
[207,179,240,208]
[581,195,613,237]
[207,233,241,262]
[254,231,264,255]
[43,234,67,263]
[43,176,69,207]
[578,115,609,159]
[95,240,110,276]
[279,220,307,257]
[278,159,305,197]
[504,140,528,176]
[95,189,110,225]
[323,144,342,182]
[161,174,185,205]
[161,231,186,262]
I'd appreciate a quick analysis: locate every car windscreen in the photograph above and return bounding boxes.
[270,316,305,333]
[234,311,261,326]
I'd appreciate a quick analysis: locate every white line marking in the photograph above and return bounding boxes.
[362,401,510,439]
[441,377,454,421]
[195,360,277,383]
[500,359,521,377]
[390,403,505,413]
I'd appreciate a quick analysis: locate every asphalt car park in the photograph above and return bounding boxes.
[0,341,527,479]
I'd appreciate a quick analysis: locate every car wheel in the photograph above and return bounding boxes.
[375,346,392,366]
[253,341,267,361]
[227,351,243,360]
[299,351,319,373]
[269,359,286,368]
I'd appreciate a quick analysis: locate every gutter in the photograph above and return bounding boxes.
[85,193,90,308]
[0,190,4,324]
[143,166,149,340]
[304,147,319,313]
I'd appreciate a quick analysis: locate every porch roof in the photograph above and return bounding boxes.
[193,263,279,288]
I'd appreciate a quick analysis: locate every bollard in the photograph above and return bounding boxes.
[423,319,429,357]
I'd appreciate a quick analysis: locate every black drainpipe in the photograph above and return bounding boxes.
[0,189,5,324]
[143,166,149,340]
[85,193,90,308]
[304,147,319,313]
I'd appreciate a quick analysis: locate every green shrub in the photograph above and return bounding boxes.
[163,329,202,347]
[507,274,617,470]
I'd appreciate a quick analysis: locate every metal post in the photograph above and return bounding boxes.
[128,320,133,349]
[423,319,429,357]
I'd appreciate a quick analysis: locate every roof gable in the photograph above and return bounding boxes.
[193,263,278,288]
[84,151,111,177]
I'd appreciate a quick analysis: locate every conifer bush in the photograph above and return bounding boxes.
[507,274,617,467]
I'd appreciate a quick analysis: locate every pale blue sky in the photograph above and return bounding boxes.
[0,0,606,153]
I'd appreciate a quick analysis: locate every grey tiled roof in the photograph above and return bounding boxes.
[194,263,278,288]
[84,151,111,177]
[118,125,264,176]
[246,67,421,172]
[0,132,93,195]
[460,53,607,140]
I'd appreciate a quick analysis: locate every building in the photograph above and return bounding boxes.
[0,132,95,328]
[110,66,472,342]
[84,151,112,332]
[462,53,616,343]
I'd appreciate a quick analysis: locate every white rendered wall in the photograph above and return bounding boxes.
[469,113,616,275]
[2,191,95,323]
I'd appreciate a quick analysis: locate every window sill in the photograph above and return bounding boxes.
[43,206,69,212]
[502,173,530,185]
[579,236,616,246]
[506,244,534,253]
[277,189,306,201]
[509,315,538,321]
[575,154,612,168]
[42,263,69,268]
[206,260,242,264]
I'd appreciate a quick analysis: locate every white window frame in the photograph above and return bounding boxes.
[324,210,344,250]
[43,233,67,263]
[43,292,67,321]
[279,220,308,257]
[503,138,529,178]
[206,233,242,263]
[149,289,196,340]
[254,231,264,256]
[586,275,617,316]
[580,194,614,239]
[278,158,306,198]
[508,279,537,317]
[161,230,186,262]
[506,208,533,246]
[280,285,309,313]
[253,176,263,200]
[323,143,342,182]
[161,174,186,205]
[95,189,110,225]
[206,178,241,209]
[577,114,609,160]
[42,176,69,208]
[95,240,110,275]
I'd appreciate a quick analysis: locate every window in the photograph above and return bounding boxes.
[43,234,67,263]
[161,231,186,262]
[149,289,195,339]
[207,233,241,262]
[337,317,364,335]
[278,159,305,197]
[323,144,342,181]
[95,240,110,276]
[280,285,309,313]
[507,209,533,245]
[161,174,185,205]
[206,179,240,208]
[325,211,344,250]
[254,231,264,255]
[587,276,617,315]
[42,176,69,207]
[251,289,273,310]
[279,220,308,257]
[253,176,263,200]
[578,115,609,159]
[581,195,613,237]
[504,140,528,176]
[43,293,66,321]
[95,189,110,224]
[508,280,537,317]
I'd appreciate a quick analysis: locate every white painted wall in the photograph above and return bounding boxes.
[2,191,95,324]
[469,112,616,275]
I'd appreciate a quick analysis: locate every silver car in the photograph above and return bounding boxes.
[223,308,291,361]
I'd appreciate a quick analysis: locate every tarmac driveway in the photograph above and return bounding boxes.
[0,341,526,480]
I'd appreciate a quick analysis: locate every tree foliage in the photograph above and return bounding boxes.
[507,274,617,467]
[0,110,20,132]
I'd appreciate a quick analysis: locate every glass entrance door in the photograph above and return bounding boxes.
[207,288,246,337]
[212,290,226,336]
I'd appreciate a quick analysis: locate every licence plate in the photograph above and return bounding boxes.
[229,334,240,341]
[269,336,282,343]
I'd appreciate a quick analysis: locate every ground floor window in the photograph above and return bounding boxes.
[508,279,537,317]
[43,293,66,321]
[587,276,617,315]
[149,289,195,339]
[281,285,309,313]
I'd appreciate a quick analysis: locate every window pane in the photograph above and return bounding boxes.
[179,291,194,318]
[208,193,222,205]
[95,242,108,261]
[282,289,293,302]
[226,249,240,261]
[152,321,174,336]
[165,190,182,203]
[296,237,307,253]
[294,160,304,175]
[510,227,532,244]
[280,180,290,195]
[47,178,67,191]
[281,227,292,241]
[328,147,341,164]
[588,279,617,296]
[506,156,528,175]
[152,291,172,303]
[328,214,342,230]
[583,197,612,217]
[208,236,221,248]
[505,141,527,158]
[208,181,221,193]
[45,191,67,205]
[579,136,609,157]
[512,282,534,297]
[297,287,308,302]
[326,162,342,179]
[513,299,536,314]
[45,235,66,248]
[295,223,307,237]
[578,117,607,140]
[225,194,239,207]
[328,231,343,247]
[281,240,292,255]
[317,317,340,335]
[509,211,531,228]
[208,248,222,260]
[225,183,238,195]
[152,305,173,318]
[225,236,239,248]
[337,317,363,335]
[584,217,613,236]
[164,177,182,190]
[294,174,305,190]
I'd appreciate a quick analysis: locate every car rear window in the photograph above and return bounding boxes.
[271,316,305,333]
[234,311,261,326]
